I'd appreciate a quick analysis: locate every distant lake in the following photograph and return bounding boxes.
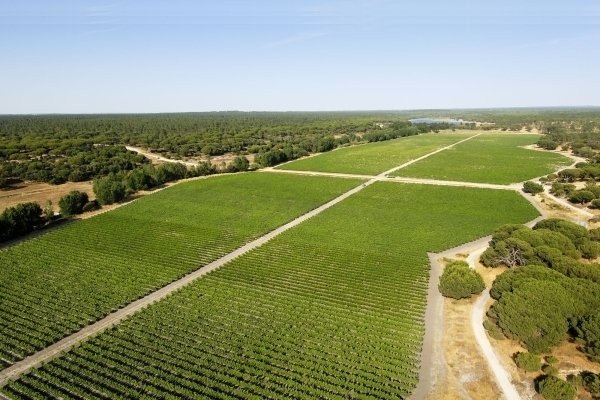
[409,118,465,125]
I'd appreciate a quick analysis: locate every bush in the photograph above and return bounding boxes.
[438,260,485,299]
[0,202,45,242]
[514,352,541,372]
[226,156,250,173]
[569,190,595,204]
[542,364,559,376]
[538,137,559,150]
[582,371,600,398]
[536,375,576,400]
[93,175,127,205]
[82,200,100,213]
[523,181,544,195]
[58,190,89,216]
[590,199,600,209]
[154,163,188,184]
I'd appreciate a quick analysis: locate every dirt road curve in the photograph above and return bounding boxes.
[125,145,199,167]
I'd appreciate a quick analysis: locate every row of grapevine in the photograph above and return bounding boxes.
[0,173,361,368]
[2,182,540,398]
[393,134,571,184]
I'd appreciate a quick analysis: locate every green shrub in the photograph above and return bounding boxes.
[542,364,559,376]
[58,190,89,216]
[93,175,127,205]
[438,260,485,299]
[514,352,541,372]
[569,190,595,204]
[483,319,505,339]
[536,375,576,400]
[523,181,544,195]
[538,137,559,150]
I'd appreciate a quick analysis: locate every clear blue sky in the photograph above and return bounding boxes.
[1,1,599,113]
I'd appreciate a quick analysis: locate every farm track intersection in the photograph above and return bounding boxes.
[0,132,576,399]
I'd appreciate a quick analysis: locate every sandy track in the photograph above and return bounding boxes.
[263,169,514,191]
[125,145,200,167]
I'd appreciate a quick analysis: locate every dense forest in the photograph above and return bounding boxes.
[2,107,600,188]
[0,112,447,187]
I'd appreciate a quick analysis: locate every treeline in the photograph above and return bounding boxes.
[0,202,47,242]
[1,145,147,187]
[91,160,226,205]
[0,112,406,160]
[0,112,447,182]
[481,219,600,399]
[0,159,230,243]
[363,121,453,142]
[482,220,600,354]
[406,107,600,133]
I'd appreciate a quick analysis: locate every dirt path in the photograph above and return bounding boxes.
[471,289,520,400]
[263,169,514,191]
[0,133,556,396]
[125,145,199,167]
[382,132,483,176]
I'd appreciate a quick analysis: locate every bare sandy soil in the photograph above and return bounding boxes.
[425,255,503,400]
[0,181,94,213]
[125,145,255,168]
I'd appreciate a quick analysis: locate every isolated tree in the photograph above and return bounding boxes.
[226,156,250,173]
[438,260,485,299]
[58,190,89,216]
[523,181,544,195]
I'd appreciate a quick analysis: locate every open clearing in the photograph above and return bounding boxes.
[0,173,360,369]
[0,181,94,214]
[276,132,472,175]
[1,182,538,399]
[393,134,571,184]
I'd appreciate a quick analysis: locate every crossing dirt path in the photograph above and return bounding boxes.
[0,132,571,400]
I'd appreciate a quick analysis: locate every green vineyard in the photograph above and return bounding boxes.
[393,134,571,184]
[2,183,539,398]
[0,173,360,368]
[276,133,472,175]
